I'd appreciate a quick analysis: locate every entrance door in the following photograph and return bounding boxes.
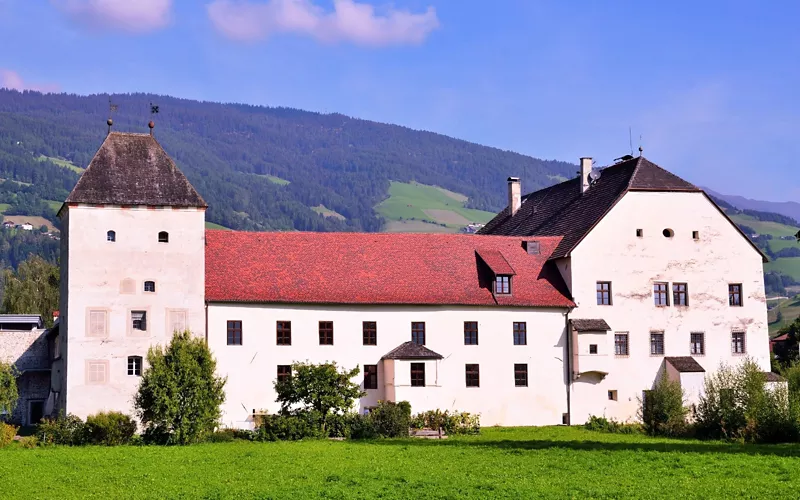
[29,401,44,425]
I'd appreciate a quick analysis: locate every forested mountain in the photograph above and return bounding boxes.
[0,89,575,233]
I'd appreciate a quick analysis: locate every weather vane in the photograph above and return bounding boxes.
[107,97,118,134]
[149,102,159,135]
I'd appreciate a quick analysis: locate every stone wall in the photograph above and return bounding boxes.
[0,329,51,425]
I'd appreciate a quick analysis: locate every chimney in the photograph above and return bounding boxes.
[507,177,521,216]
[580,157,592,194]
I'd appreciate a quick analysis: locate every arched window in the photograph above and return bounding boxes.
[127,356,142,376]
[158,231,169,243]
[107,230,116,242]
[144,281,155,293]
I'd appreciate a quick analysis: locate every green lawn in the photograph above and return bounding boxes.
[37,154,85,173]
[44,200,62,212]
[769,295,800,334]
[2,427,800,498]
[766,258,800,279]
[0,203,10,214]
[205,221,229,230]
[730,213,798,238]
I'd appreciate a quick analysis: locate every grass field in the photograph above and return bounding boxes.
[769,294,800,334]
[729,213,799,239]
[312,204,346,220]
[0,203,10,214]
[2,427,800,498]
[205,221,229,230]
[37,154,85,173]
[377,181,495,233]
[45,200,62,212]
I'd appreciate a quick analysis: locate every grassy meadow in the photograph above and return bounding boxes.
[3,426,800,499]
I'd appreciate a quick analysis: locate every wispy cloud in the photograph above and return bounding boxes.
[51,0,172,33]
[0,69,60,93]
[207,0,439,47]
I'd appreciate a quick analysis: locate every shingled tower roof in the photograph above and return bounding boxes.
[64,132,206,208]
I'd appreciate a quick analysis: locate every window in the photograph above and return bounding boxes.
[589,344,598,354]
[143,281,156,293]
[410,363,425,387]
[88,310,107,337]
[614,333,629,356]
[513,322,527,345]
[227,320,242,345]
[514,364,528,387]
[169,310,187,334]
[131,311,147,332]
[692,230,699,240]
[107,230,116,242]
[732,331,746,354]
[127,356,142,376]
[663,228,674,238]
[596,281,612,305]
[608,390,618,401]
[673,283,688,306]
[465,364,480,387]
[86,360,108,385]
[464,321,478,345]
[120,278,136,294]
[690,332,705,355]
[653,282,669,306]
[276,321,291,345]
[364,364,378,390]
[650,332,665,355]
[319,321,333,345]
[729,284,743,306]
[495,275,511,295]
[158,231,169,243]
[362,321,377,346]
[411,322,426,345]
[277,365,291,383]
[636,229,643,237]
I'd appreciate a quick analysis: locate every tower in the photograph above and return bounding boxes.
[54,131,207,418]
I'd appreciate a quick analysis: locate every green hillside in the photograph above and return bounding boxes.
[768,295,800,335]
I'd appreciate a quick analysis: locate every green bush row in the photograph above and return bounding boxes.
[36,411,136,446]
[410,409,481,435]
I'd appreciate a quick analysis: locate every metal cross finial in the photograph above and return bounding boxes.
[150,102,159,114]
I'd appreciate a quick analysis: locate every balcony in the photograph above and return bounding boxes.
[575,353,609,379]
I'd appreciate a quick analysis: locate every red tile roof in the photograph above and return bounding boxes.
[205,231,574,308]
[476,249,516,275]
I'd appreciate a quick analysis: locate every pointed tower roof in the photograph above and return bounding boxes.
[64,132,206,208]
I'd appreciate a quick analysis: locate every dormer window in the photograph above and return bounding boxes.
[158,231,169,243]
[107,230,116,242]
[495,275,511,295]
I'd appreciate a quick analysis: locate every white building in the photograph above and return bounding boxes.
[44,131,774,428]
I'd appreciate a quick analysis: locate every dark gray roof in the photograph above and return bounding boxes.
[764,371,785,382]
[570,319,611,332]
[382,341,444,360]
[478,156,766,262]
[64,132,206,208]
[665,357,705,373]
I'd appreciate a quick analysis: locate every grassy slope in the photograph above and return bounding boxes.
[769,295,800,335]
[729,213,800,280]
[2,427,800,498]
[205,221,229,230]
[3,215,57,232]
[312,204,346,220]
[37,154,85,173]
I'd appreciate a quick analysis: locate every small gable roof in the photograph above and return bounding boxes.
[64,132,206,209]
[665,356,705,373]
[382,341,443,360]
[476,249,516,275]
[570,319,611,332]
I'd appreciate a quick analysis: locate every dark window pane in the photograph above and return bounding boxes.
[319,321,333,345]
[495,275,511,294]
[729,284,743,306]
[690,332,704,355]
[363,321,377,346]
[654,283,669,306]
[465,364,480,387]
[596,282,611,305]
[514,363,528,387]
[464,321,478,345]
[673,283,688,306]
[614,334,629,356]
[277,321,291,345]
[364,364,378,390]
[411,322,426,345]
[277,365,291,382]
[227,320,242,345]
[411,363,425,387]
[513,322,527,345]
[650,332,664,355]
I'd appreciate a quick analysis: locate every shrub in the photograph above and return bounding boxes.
[36,413,86,446]
[638,371,688,437]
[369,401,411,438]
[19,436,38,448]
[324,412,352,439]
[348,414,378,440]
[255,414,325,442]
[206,429,236,443]
[410,410,480,435]
[0,361,18,418]
[85,411,137,446]
[585,415,642,434]
[0,421,17,447]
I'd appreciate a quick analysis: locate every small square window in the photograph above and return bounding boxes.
[158,231,169,243]
[319,321,334,345]
[692,231,699,240]
[277,365,291,382]
[597,282,612,305]
[636,229,643,237]
[464,321,478,345]
[87,360,108,385]
[410,363,425,387]
[514,364,528,387]
[107,230,116,242]
[132,311,147,331]
[277,321,291,345]
[127,356,142,376]
[363,321,377,346]
[364,365,378,390]
[589,344,598,354]
[608,390,618,401]
[227,320,242,345]
[513,322,527,345]
[143,281,156,293]
[465,364,480,388]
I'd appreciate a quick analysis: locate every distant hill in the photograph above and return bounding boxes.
[704,187,800,224]
[0,89,576,233]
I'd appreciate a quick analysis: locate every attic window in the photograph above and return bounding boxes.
[158,231,169,243]
[495,275,511,295]
[525,241,540,255]
[636,229,643,238]
[107,230,116,242]
[692,231,699,240]
[662,228,674,238]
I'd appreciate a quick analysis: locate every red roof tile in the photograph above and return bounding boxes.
[205,231,574,308]
[476,249,516,275]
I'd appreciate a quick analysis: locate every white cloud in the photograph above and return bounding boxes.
[0,69,60,93]
[51,0,172,33]
[207,0,439,47]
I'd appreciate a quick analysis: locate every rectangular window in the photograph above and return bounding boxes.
[411,322,426,345]
[495,275,511,294]
[86,360,108,385]
[227,320,242,346]
[319,321,334,345]
[692,231,699,240]
[596,281,612,305]
[464,321,478,345]
[132,311,147,331]
[589,344,598,354]
[608,390,618,401]
[143,281,156,293]
[513,322,527,345]
[690,332,705,355]
[650,332,665,355]
[732,331,746,354]
[362,321,377,346]
[729,284,743,306]
[614,333,629,356]
[364,364,378,390]
[465,364,480,387]
[653,282,669,306]
[88,310,107,337]
[410,363,425,387]
[169,310,187,334]
[514,363,528,387]
[276,321,291,345]
[277,365,291,383]
[127,356,142,376]
[673,283,688,306]
[636,229,643,237]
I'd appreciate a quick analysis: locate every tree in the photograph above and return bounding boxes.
[1,255,59,327]
[0,361,18,419]
[773,317,800,367]
[637,370,687,436]
[133,330,226,445]
[274,361,364,430]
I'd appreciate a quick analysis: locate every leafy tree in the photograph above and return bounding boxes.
[0,361,18,419]
[773,317,800,367]
[274,361,364,430]
[637,370,687,437]
[1,255,59,327]
[134,330,227,445]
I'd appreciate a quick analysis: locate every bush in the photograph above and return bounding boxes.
[324,412,352,439]
[369,401,411,438]
[36,413,86,446]
[205,429,236,443]
[638,371,688,437]
[348,414,378,440]
[584,415,642,435]
[19,436,38,449]
[410,410,480,435]
[84,411,137,446]
[0,421,17,447]
[255,414,325,442]
[0,361,18,418]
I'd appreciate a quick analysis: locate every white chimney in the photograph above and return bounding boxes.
[580,157,592,194]
[507,177,521,216]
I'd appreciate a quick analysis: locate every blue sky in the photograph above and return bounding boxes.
[1,0,798,201]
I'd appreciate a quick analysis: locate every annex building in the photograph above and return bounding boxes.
[28,130,773,429]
